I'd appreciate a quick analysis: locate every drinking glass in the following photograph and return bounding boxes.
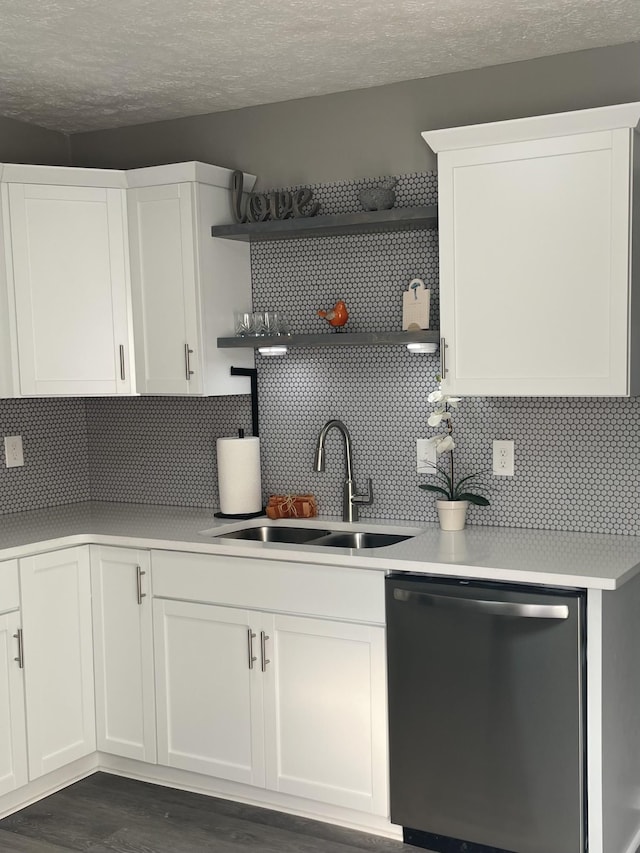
[234,311,252,336]
[251,311,267,336]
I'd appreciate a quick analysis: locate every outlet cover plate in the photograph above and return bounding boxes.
[492,440,514,476]
[4,435,24,468]
[417,438,437,474]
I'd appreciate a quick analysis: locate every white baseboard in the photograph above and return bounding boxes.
[0,751,402,842]
[97,753,401,840]
[0,754,98,819]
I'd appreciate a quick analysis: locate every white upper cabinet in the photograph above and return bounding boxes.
[127,162,255,395]
[423,102,640,396]
[0,166,134,397]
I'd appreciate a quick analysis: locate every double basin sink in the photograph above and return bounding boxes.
[214,525,413,549]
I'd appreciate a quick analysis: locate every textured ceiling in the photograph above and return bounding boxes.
[1,0,639,133]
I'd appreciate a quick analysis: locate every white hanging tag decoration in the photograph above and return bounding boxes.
[402,278,430,330]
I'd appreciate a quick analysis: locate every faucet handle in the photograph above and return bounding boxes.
[352,478,373,506]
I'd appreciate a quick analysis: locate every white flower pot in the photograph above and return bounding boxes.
[436,499,469,531]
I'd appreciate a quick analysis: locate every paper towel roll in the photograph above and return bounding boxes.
[216,436,262,515]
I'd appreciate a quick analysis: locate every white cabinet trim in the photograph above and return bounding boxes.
[423,101,640,152]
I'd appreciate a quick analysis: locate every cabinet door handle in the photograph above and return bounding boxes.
[184,344,194,380]
[119,345,126,381]
[439,336,446,378]
[13,628,24,669]
[136,565,146,605]
[260,631,270,672]
[247,629,257,670]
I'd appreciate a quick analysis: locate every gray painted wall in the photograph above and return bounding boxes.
[0,115,69,165]
[70,42,640,187]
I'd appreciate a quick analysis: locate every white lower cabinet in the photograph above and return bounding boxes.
[151,550,388,817]
[19,546,95,780]
[153,599,265,786]
[90,546,156,763]
[0,608,28,796]
[0,544,389,829]
[263,613,387,814]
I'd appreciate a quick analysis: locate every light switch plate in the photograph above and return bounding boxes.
[417,438,437,474]
[4,435,24,468]
[492,439,514,476]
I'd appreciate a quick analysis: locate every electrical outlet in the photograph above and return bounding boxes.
[492,440,514,476]
[4,435,24,468]
[416,438,437,474]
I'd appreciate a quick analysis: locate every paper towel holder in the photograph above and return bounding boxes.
[230,366,259,437]
[213,425,266,520]
[214,508,265,520]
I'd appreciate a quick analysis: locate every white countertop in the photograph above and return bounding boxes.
[0,501,638,590]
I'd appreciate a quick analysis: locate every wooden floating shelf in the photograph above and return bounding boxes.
[217,330,440,349]
[211,206,438,242]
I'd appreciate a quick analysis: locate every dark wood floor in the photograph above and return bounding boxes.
[0,773,408,853]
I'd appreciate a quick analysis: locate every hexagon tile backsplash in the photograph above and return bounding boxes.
[2,171,640,535]
[251,172,640,536]
[0,398,90,515]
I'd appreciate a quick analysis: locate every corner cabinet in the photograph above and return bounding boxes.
[423,102,640,396]
[0,166,134,397]
[127,163,255,395]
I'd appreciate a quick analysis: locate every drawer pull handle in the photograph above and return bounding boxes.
[119,344,126,381]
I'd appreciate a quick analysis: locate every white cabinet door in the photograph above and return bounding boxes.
[153,598,265,786]
[425,104,640,397]
[128,183,201,395]
[90,546,156,763]
[127,167,253,397]
[20,546,95,780]
[6,183,132,396]
[0,610,28,796]
[263,614,388,815]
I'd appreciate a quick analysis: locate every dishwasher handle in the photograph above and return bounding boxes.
[393,587,569,620]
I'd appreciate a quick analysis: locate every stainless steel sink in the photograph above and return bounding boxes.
[312,531,412,549]
[215,526,331,544]
[212,525,414,549]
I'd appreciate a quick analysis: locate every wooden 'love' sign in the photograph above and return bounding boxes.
[231,170,319,223]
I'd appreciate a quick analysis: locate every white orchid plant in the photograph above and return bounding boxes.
[419,380,490,506]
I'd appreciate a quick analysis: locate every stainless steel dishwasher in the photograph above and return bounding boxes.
[385,574,586,853]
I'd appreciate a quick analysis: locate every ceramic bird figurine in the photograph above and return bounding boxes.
[317,300,349,328]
